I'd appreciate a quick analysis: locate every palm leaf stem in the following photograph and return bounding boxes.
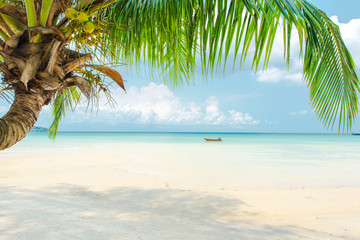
[40,0,54,27]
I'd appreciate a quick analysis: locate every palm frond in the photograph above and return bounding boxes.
[0,0,356,132]
[299,2,359,132]
[24,0,39,42]
[0,83,13,103]
[40,0,54,27]
[0,13,27,32]
[0,28,8,40]
[48,87,81,140]
[24,0,37,27]
[100,0,359,132]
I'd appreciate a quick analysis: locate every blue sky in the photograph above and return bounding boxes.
[1,0,360,133]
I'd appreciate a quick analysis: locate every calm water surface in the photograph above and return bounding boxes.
[7,132,360,163]
[2,132,360,188]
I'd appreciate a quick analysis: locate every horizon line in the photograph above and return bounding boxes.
[30,131,343,135]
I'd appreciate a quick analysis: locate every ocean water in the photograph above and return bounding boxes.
[2,132,360,189]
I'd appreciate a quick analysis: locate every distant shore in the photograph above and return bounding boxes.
[30,126,48,132]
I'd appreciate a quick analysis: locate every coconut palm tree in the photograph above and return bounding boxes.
[0,0,358,150]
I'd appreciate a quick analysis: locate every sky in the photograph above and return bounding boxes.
[1,0,360,133]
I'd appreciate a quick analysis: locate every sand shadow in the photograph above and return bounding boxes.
[0,185,331,240]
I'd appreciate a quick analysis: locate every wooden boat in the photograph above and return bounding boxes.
[352,133,360,135]
[204,138,222,141]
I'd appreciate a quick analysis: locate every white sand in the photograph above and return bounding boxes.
[0,149,359,240]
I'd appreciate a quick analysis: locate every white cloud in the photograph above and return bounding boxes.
[228,110,260,125]
[72,82,259,127]
[265,119,273,125]
[226,92,262,101]
[75,82,202,124]
[254,22,304,84]
[289,110,308,116]
[204,96,226,124]
[256,62,303,84]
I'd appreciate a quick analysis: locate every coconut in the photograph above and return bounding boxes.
[83,22,95,34]
[65,8,77,19]
[77,12,89,23]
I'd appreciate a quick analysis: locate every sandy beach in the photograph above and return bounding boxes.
[0,0,359,238]
[1,134,360,240]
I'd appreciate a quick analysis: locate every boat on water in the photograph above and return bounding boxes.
[352,133,360,135]
[204,138,222,141]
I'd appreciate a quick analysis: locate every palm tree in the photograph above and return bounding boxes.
[0,0,358,150]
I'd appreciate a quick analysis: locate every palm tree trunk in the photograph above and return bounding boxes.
[0,90,45,150]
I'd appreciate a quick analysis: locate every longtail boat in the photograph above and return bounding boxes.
[204,138,222,141]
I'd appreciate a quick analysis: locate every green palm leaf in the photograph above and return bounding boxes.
[101,0,359,132]
[1,0,358,135]
[299,3,359,132]
[48,87,81,139]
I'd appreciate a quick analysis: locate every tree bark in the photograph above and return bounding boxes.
[0,90,45,150]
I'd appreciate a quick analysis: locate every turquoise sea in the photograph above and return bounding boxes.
[3,132,360,189]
